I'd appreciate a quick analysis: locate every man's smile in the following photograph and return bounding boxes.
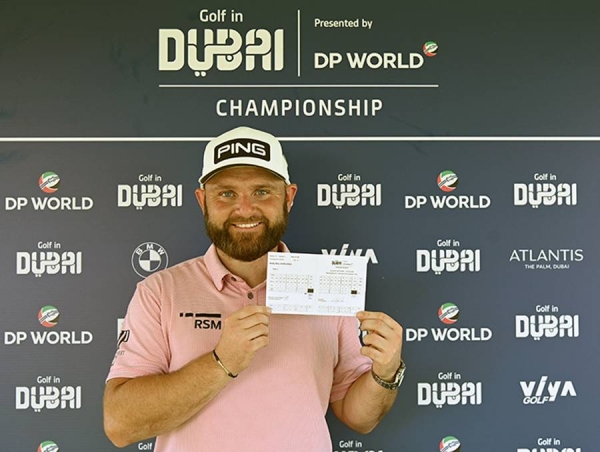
[230,221,263,230]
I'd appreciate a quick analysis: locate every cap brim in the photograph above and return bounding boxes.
[199,164,289,186]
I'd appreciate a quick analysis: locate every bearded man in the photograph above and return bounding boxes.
[103,126,405,452]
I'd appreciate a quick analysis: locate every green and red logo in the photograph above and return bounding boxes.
[437,171,458,192]
[38,305,60,328]
[438,303,460,324]
[423,41,438,57]
[38,441,59,452]
[39,172,60,193]
[440,436,461,452]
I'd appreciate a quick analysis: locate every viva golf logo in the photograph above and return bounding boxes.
[38,441,59,452]
[440,436,461,452]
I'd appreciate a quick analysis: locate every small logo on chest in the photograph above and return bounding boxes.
[179,312,222,330]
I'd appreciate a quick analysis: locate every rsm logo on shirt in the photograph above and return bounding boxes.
[179,312,222,330]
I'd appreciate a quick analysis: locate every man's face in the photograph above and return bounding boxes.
[196,166,297,262]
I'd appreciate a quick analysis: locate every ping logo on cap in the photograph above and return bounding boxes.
[214,138,271,164]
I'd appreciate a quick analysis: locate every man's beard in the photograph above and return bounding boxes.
[204,203,289,262]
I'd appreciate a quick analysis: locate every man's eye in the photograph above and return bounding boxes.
[220,191,234,198]
[255,189,269,195]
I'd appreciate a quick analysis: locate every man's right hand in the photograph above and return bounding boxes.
[214,305,271,376]
[104,305,271,447]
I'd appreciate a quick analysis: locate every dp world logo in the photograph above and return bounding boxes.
[39,172,60,193]
[38,305,60,327]
[423,41,438,57]
[438,303,459,325]
[132,242,169,278]
[440,436,461,452]
[38,441,59,452]
[437,171,458,192]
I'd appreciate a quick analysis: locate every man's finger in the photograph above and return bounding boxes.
[235,305,272,320]
[238,313,270,330]
[357,311,402,333]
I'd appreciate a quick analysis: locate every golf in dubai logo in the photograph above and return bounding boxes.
[38,441,59,452]
[439,303,460,325]
[437,171,458,192]
[132,242,169,278]
[39,172,60,193]
[423,41,438,57]
[440,436,461,452]
[38,305,60,327]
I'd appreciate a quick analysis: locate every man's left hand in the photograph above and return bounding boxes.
[356,311,403,382]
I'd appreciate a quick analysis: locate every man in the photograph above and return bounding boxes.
[104,126,405,451]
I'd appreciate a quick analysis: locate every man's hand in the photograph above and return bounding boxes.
[104,306,271,446]
[214,305,271,376]
[356,311,403,381]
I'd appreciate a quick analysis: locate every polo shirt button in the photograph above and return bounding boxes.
[247,292,254,300]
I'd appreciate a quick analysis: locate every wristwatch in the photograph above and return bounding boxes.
[371,360,406,390]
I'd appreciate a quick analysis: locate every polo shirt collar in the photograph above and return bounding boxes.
[204,242,290,291]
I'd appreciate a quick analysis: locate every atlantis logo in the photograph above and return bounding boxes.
[509,248,583,271]
[406,303,492,342]
[5,172,94,211]
[405,170,491,209]
[159,10,284,77]
[514,173,577,208]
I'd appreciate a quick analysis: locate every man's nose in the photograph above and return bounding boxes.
[233,194,258,216]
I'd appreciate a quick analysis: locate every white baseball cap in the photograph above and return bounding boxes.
[199,126,291,187]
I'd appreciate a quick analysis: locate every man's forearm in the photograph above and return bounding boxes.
[103,351,231,447]
[331,369,398,434]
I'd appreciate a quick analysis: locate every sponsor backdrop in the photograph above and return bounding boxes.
[1,1,598,451]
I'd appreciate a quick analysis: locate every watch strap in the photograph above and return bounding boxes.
[371,360,405,390]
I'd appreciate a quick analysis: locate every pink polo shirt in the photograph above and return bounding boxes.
[107,243,372,452]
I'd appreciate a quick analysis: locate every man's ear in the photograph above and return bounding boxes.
[195,188,206,214]
[286,184,298,212]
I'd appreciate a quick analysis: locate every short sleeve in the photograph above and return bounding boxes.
[329,317,372,403]
[106,282,170,381]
